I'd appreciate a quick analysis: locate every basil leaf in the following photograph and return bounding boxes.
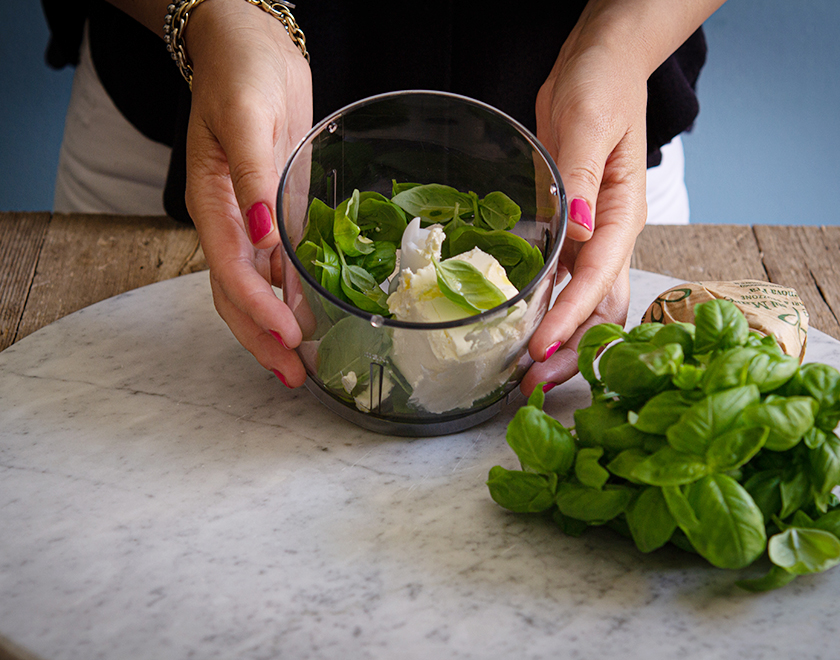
[768,527,840,575]
[433,257,508,315]
[357,196,408,244]
[349,241,397,284]
[663,474,766,570]
[337,249,390,315]
[743,469,783,523]
[445,225,544,291]
[575,447,610,489]
[576,324,627,387]
[706,426,769,472]
[300,197,335,247]
[738,396,818,451]
[314,240,342,299]
[391,183,474,224]
[477,190,521,230]
[633,389,695,435]
[506,404,576,475]
[391,180,421,197]
[693,299,749,355]
[626,323,661,343]
[598,342,674,399]
[812,510,840,539]
[650,322,695,358]
[600,423,658,453]
[295,239,322,280]
[573,400,627,448]
[666,385,760,455]
[625,487,678,553]
[630,446,709,486]
[808,430,840,496]
[797,363,840,431]
[334,190,375,257]
[486,466,557,513]
[736,565,797,592]
[779,467,811,519]
[555,483,633,524]
[605,448,649,483]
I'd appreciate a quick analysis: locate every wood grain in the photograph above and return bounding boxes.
[754,225,840,339]
[0,212,50,350]
[16,214,204,342]
[631,224,767,282]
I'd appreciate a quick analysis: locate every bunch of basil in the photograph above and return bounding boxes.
[488,299,840,591]
[295,182,544,318]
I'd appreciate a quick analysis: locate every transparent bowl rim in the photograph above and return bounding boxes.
[277,89,567,331]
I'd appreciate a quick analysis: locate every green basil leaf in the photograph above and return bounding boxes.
[601,423,659,453]
[625,487,678,553]
[576,324,627,387]
[798,363,840,431]
[357,196,408,244]
[626,323,661,343]
[334,190,375,256]
[693,299,749,355]
[666,385,760,455]
[744,348,799,393]
[391,180,421,197]
[706,426,769,472]
[486,466,557,513]
[664,474,766,570]
[738,396,818,451]
[553,509,590,537]
[555,482,632,523]
[768,527,840,575]
[605,448,649,483]
[391,183,474,223]
[506,405,577,475]
[314,240,342,299]
[300,197,335,247]
[573,400,627,448]
[433,257,508,315]
[349,241,397,284]
[477,190,522,230]
[808,430,840,496]
[337,249,390,315]
[736,565,798,592]
[650,322,695,359]
[633,389,695,435]
[598,342,674,399]
[702,347,757,394]
[743,469,783,523]
[673,364,704,391]
[630,446,709,486]
[639,343,685,377]
[295,240,322,280]
[812,510,840,539]
[575,447,610,489]
[779,467,811,519]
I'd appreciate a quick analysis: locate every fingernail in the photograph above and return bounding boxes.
[246,202,273,243]
[542,382,557,394]
[269,330,288,349]
[570,198,593,232]
[545,340,562,361]
[272,369,291,388]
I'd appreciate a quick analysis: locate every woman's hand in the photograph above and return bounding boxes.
[183,1,312,387]
[523,21,649,395]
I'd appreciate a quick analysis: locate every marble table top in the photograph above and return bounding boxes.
[2,269,839,660]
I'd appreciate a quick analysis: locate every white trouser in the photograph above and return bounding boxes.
[54,25,690,224]
[53,24,171,215]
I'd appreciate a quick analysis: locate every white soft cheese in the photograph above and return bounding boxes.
[385,220,531,414]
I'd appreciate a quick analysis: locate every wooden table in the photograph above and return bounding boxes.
[2,212,839,351]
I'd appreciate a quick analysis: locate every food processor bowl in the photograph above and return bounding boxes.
[278,91,566,436]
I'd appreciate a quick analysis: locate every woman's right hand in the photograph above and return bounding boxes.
[182,0,313,387]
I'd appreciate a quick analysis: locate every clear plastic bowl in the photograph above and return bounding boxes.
[278,91,566,435]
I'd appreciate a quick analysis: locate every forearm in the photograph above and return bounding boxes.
[568,0,726,78]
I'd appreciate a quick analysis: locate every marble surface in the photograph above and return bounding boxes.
[2,270,840,660]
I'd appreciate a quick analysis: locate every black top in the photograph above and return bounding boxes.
[42,0,707,224]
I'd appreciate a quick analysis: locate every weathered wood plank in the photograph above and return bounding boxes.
[631,224,767,282]
[0,212,50,350]
[754,225,840,340]
[16,214,204,342]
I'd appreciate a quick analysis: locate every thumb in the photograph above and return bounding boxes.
[550,127,604,243]
[220,108,284,249]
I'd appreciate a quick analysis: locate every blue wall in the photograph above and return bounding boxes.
[2,1,838,225]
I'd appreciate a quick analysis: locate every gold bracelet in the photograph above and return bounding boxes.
[163,0,309,90]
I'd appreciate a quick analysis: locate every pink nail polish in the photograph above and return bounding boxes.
[542,382,557,394]
[269,330,288,349]
[272,369,291,388]
[570,198,593,232]
[545,340,562,361]
[246,202,273,243]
